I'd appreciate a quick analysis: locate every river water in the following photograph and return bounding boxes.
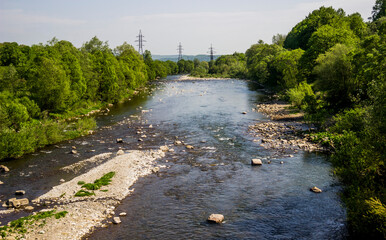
[0,76,347,239]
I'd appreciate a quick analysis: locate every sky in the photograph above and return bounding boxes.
[0,0,375,55]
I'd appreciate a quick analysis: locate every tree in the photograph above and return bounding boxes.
[371,0,386,21]
[284,7,346,50]
[245,42,284,85]
[272,48,304,89]
[314,44,355,108]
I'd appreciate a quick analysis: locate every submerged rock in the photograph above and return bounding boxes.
[310,186,322,193]
[251,159,263,166]
[207,214,224,223]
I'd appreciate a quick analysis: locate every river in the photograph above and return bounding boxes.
[0,76,347,239]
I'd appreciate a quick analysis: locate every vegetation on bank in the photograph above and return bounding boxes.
[75,171,116,197]
[0,210,68,238]
[0,37,179,161]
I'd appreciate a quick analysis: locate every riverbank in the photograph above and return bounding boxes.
[250,100,326,155]
[0,149,166,239]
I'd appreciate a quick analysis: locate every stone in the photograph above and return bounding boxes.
[138,138,143,142]
[280,161,284,164]
[116,150,125,155]
[160,146,169,152]
[0,181,3,184]
[116,138,123,143]
[251,159,263,166]
[112,217,121,224]
[0,165,10,173]
[186,145,194,149]
[207,214,224,223]
[6,198,29,208]
[310,186,322,193]
[119,212,127,217]
[70,149,77,154]
[72,146,77,150]
[39,230,45,234]
[174,140,183,145]
[60,179,66,183]
[15,190,25,195]
[25,206,34,211]
[152,167,160,173]
[242,112,247,114]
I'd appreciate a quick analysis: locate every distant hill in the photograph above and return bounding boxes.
[152,54,221,62]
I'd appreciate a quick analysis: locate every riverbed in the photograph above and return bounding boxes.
[0,75,347,239]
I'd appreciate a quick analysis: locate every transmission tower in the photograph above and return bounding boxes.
[135,30,146,55]
[208,44,216,61]
[177,42,183,61]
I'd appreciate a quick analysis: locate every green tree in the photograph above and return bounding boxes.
[314,44,355,108]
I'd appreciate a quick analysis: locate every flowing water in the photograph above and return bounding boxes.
[0,76,347,239]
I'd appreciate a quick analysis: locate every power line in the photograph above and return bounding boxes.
[177,42,183,61]
[135,30,146,55]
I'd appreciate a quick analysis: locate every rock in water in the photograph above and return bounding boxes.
[310,186,322,193]
[113,217,121,224]
[186,145,194,149]
[160,146,169,152]
[152,167,160,173]
[116,138,123,143]
[251,159,263,165]
[119,212,127,217]
[15,190,25,195]
[207,214,224,223]
[0,165,10,173]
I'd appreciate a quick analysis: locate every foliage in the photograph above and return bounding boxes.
[313,44,356,109]
[0,210,68,238]
[75,172,115,197]
[286,81,314,108]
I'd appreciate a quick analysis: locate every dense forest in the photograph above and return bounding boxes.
[0,1,384,238]
[193,3,385,238]
[0,37,187,160]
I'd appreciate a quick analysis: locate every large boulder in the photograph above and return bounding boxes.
[207,214,224,223]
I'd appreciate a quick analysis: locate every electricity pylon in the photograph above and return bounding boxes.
[208,44,216,61]
[177,42,183,61]
[135,30,146,55]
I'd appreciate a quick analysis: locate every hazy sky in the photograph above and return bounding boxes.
[0,0,374,55]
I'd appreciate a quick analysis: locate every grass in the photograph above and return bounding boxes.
[75,172,115,197]
[0,210,68,238]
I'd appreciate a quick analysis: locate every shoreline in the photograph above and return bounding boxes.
[1,149,167,239]
[250,101,326,154]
